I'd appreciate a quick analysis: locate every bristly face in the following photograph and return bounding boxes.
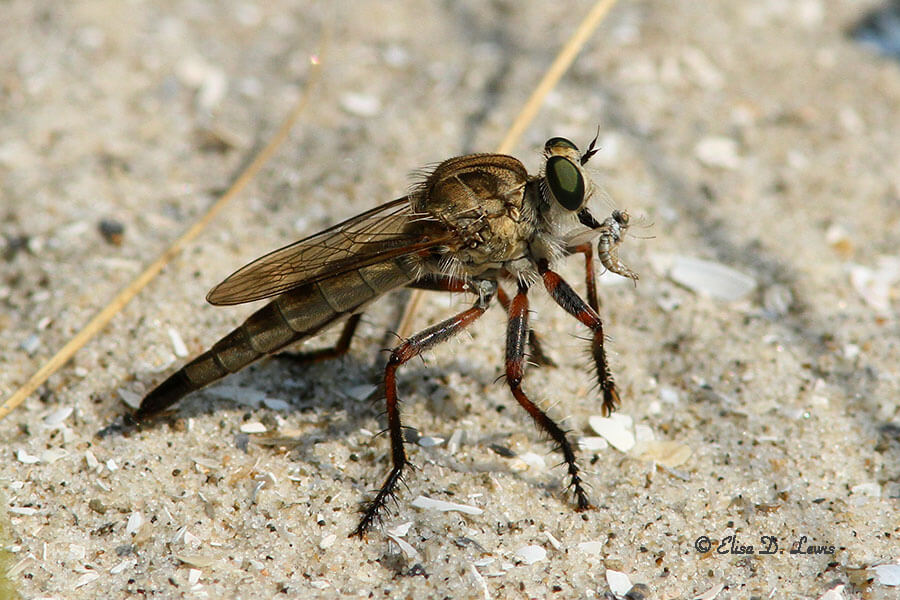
[529,137,599,271]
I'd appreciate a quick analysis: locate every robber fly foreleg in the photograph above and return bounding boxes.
[567,242,600,313]
[538,259,620,416]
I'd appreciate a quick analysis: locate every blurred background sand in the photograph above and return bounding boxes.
[1,1,899,598]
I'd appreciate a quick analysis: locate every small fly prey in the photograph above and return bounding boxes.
[117,135,638,537]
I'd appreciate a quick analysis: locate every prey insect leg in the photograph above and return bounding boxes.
[538,259,620,416]
[352,280,496,537]
[505,282,591,510]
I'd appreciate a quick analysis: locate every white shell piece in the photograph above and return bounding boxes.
[695,583,726,600]
[514,545,546,565]
[84,450,100,470]
[589,414,635,452]
[387,533,419,560]
[605,569,632,595]
[386,522,413,537]
[577,541,604,555]
[340,92,381,117]
[118,388,142,410]
[16,449,40,464]
[125,511,143,536]
[168,327,189,357]
[695,136,740,169]
[518,452,546,470]
[239,422,267,434]
[417,436,445,447]
[9,507,39,516]
[669,256,757,301]
[40,449,69,464]
[73,571,100,589]
[346,385,378,401]
[850,482,881,497]
[110,559,136,575]
[817,585,845,600]
[410,495,483,515]
[43,406,73,426]
[874,564,900,586]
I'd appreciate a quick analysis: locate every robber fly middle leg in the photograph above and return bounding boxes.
[495,285,556,367]
[505,280,592,510]
[406,275,554,366]
[538,258,621,417]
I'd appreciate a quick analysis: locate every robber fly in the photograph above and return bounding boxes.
[109,134,638,537]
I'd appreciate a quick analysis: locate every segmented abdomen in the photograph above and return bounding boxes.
[133,259,416,421]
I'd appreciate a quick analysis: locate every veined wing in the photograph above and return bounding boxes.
[207,197,445,305]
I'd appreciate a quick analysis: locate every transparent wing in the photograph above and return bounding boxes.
[207,197,445,305]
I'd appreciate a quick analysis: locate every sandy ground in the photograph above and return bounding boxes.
[2,1,899,598]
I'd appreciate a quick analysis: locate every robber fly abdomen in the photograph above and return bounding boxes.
[109,133,639,539]
[133,258,417,421]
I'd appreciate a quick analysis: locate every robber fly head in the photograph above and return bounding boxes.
[541,136,596,213]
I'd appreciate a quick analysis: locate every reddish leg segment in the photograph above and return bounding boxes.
[505,283,591,509]
[569,242,600,313]
[352,280,496,537]
[496,285,556,367]
[538,259,620,416]
[408,275,555,366]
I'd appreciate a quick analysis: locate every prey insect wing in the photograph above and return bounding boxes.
[207,197,449,305]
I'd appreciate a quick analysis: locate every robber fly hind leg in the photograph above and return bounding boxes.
[505,281,592,510]
[407,276,555,367]
[352,279,497,537]
[276,312,362,363]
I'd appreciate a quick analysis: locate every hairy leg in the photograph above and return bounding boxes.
[352,280,496,537]
[538,259,620,416]
[504,282,591,509]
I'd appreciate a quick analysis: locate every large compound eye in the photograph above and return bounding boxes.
[544,137,578,154]
[546,155,584,211]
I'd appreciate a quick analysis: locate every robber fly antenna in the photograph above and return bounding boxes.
[580,126,602,165]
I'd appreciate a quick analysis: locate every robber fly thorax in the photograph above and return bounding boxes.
[104,134,639,537]
[409,139,625,285]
